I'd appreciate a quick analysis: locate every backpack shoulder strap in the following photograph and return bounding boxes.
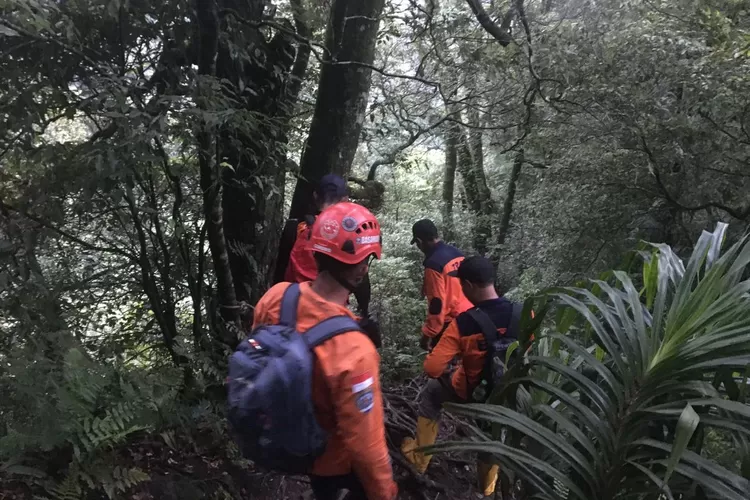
[507,302,522,339]
[467,307,499,344]
[304,316,363,348]
[279,283,301,327]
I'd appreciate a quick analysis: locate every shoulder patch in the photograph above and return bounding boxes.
[351,372,375,413]
[355,389,374,413]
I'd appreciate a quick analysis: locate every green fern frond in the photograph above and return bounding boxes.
[51,465,83,500]
[160,430,177,450]
[99,466,150,499]
[73,402,150,456]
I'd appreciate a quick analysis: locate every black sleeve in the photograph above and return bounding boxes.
[272,218,299,285]
[353,272,371,317]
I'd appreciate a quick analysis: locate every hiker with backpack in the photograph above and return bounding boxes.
[228,202,397,500]
[400,255,525,498]
[275,174,380,347]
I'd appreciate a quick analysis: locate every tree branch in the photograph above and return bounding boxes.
[367,116,449,180]
[286,0,312,108]
[465,0,514,46]
[0,200,136,261]
[223,9,442,89]
[639,134,750,220]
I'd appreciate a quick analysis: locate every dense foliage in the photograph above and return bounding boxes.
[433,223,750,499]
[1,0,749,498]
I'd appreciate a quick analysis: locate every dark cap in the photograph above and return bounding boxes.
[316,174,349,202]
[457,255,495,285]
[410,219,439,245]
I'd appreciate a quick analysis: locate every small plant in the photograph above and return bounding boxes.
[0,344,180,498]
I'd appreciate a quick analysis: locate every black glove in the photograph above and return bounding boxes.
[359,317,382,349]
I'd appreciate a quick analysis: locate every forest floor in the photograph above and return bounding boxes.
[0,378,485,500]
[122,377,482,499]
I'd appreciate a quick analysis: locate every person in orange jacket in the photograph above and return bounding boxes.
[282,174,349,283]
[253,202,397,500]
[410,219,473,350]
[279,175,373,318]
[401,255,528,498]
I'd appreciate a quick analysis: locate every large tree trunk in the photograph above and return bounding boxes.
[195,0,239,345]
[215,1,310,309]
[288,0,386,219]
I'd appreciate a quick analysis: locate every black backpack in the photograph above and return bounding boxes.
[467,302,522,401]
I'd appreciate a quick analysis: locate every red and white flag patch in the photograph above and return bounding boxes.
[351,372,374,393]
[352,372,375,414]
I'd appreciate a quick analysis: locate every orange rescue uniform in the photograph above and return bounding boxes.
[424,297,530,400]
[284,220,318,283]
[253,282,397,500]
[420,241,473,338]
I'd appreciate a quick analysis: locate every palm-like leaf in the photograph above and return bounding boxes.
[429,223,750,499]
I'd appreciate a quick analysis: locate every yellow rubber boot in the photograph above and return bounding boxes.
[400,416,439,473]
[477,460,499,497]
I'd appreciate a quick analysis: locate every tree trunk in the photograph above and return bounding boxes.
[468,112,494,254]
[497,148,523,247]
[442,124,458,240]
[457,129,494,254]
[215,0,310,308]
[195,0,240,345]
[289,0,386,220]
[457,133,481,213]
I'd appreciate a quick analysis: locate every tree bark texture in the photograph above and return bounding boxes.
[442,124,458,240]
[195,0,240,344]
[467,112,494,254]
[289,0,386,220]
[457,134,481,214]
[497,148,523,247]
[215,0,311,307]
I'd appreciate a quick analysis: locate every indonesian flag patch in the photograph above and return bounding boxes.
[352,372,374,413]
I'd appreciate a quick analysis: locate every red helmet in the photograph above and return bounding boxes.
[305,202,382,265]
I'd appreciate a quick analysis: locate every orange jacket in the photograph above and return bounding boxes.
[424,297,528,400]
[253,282,397,500]
[284,220,318,283]
[421,242,473,337]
